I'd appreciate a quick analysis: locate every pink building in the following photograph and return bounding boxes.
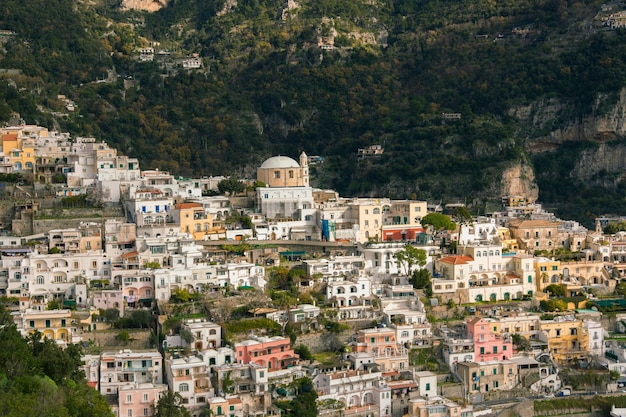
[118,383,168,417]
[235,336,298,371]
[466,317,512,362]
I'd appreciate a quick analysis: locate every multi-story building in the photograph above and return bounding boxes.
[235,336,299,371]
[211,362,268,397]
[457,360,518,396]
[47,223,103,254]
[432,244,535,303]
[124,187,174,227]
[466,317,513,362]
[314,369,392,417]
[508,219,561,252]
[303,255,365,282]
[0,129,35,172]
[169,202,215,240]
[99,350,163,396]
[165,355,213,413]
[326,276,372,308]
[118,383,168,417]
[538,316,604,364]
[181,319,222,351]
[351,327,409,371]
[12,308,78,345]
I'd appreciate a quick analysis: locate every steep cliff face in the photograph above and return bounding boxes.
[571,142,626,185]
[514,88,626,153]
[501,163,539,203]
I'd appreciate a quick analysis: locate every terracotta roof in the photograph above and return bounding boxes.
[439,255,473,265]
[121,251,139,259]
[509,219,560,227]
[176,202,202,209]
[388,381,417,389]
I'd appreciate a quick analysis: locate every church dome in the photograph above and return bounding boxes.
[259,155,300,169]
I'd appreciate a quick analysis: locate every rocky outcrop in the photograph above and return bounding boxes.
[120,0,168,12]
[514,88,626,152]
[501,163,539,203]
[570,142,626,185]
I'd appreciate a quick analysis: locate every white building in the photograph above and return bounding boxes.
[313,369,392,416]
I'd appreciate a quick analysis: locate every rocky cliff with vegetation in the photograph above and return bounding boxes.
[2,0,626,225]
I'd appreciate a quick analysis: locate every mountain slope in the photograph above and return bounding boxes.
[1,0,625,225]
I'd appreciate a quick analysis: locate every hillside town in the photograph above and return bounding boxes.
[4,124,626,417]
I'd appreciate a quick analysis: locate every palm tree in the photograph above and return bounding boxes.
[153,391,191,417]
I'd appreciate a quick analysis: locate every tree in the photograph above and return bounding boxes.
[217,177,245,195]
[276,378,318,417]
[511,333,531,352]
[394,245,427,276]
[411,268,431,293]
[99,308,120,323]
[420,213,456,231]
[153,391,191,417]
[294,344,313,361]
[545,284,566,297]
[453,206,473,252]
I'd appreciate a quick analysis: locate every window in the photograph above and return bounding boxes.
[288,170,294,178]
[179,383,189,392]
[36,276,44,285]
[493,346,498,354]
[493,368,497,375]
[143,393,149,402]
[29,320,35,328]
[425,383,430,390]
[128,410,132,417]
[274,171,280,179]
[480,347,485,354]
[126,394,133,403]
[556,329,561,336]
[143,408,149,416]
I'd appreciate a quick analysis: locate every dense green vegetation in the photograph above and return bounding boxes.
[1,0,626,225]
[0,306,114,417]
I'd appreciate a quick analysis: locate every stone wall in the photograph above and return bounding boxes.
[83,329,153,350]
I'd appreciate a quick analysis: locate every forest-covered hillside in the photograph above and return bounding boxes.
[1,0,626,225]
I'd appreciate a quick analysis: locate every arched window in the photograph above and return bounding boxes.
[144,216,153,225]
[495,250,500,255]
[36,276,44,285]
[476,252,481,257]
[373,208,380,214]
[482,251,487,256]
[179,383,189,392]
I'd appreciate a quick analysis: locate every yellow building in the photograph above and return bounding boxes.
[0,132,36,172]
[539,317,589,364]
[535,257,562,292]
[14,309,75,343]
[172,203,216,240]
